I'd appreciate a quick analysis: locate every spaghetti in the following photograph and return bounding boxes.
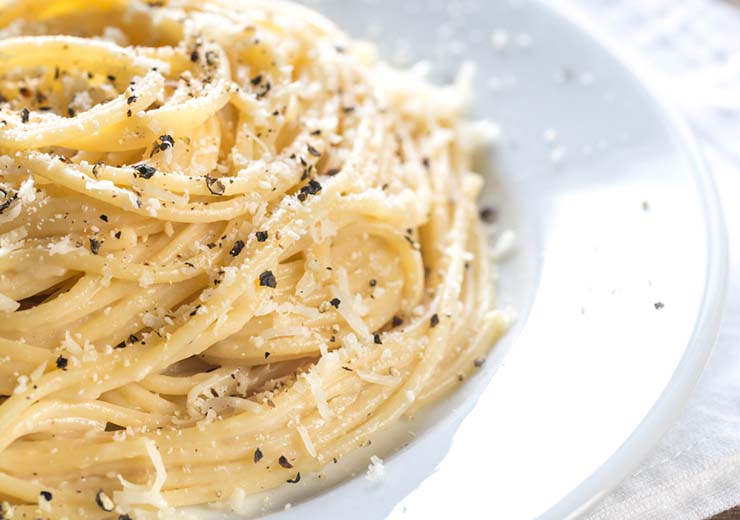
[0,0,507,518]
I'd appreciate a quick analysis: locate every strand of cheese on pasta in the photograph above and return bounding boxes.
[0,0,505,518]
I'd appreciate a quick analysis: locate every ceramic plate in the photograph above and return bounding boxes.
[195,0,728,518]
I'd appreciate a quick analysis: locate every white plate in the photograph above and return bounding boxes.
[196,0,728,518]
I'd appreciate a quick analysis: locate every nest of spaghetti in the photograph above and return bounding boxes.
[0,0,506,517]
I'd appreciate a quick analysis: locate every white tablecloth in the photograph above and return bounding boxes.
[561,1,740,518]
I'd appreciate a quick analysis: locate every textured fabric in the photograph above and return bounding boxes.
[558,1,740,519]
[713,506,740,520]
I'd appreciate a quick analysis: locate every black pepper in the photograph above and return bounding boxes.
[20,108,29,123]
[55,355,68,370]
[259,270,277,288]
[479,206,498,224]
[330,297,341,308]
[430,313,439,328]
[254,448,263,463]
[205,176,225,196]
[256,81,271,99]
[95,490,114,512]
[255,231,268,242]
[278,455,293,469]
[39,491,52,502]
[229,240,244,257]
[0,193,18,215]
[373,333,382,345]
[307,144,321,157]
[391,316,403,328]
[287,472,301,484]
[297,179,322,201]
[159,134,174,150]
[133,164,156,179]
[89,238,101,255]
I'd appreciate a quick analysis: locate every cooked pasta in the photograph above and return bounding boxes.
[0,0,507,518]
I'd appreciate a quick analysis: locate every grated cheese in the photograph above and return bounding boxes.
[13,375,28,394]
[297,424,317,458]
[139,271,155,288]
[61,330,82,353]
[145,197,161,217]
[85,178,139,208]
[114,439,168,509]
[277,302,319,319]
[0,292,20,313]
[305,371,332,419]
[17,176,36,204]
[141,311,162,329]
[332,268,370,341]
[366,455,384,482]
[490,229,516,260]
[0,225,27,257]
[48,237,78,255]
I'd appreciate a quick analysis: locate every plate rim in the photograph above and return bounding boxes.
[539,1,729,518]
